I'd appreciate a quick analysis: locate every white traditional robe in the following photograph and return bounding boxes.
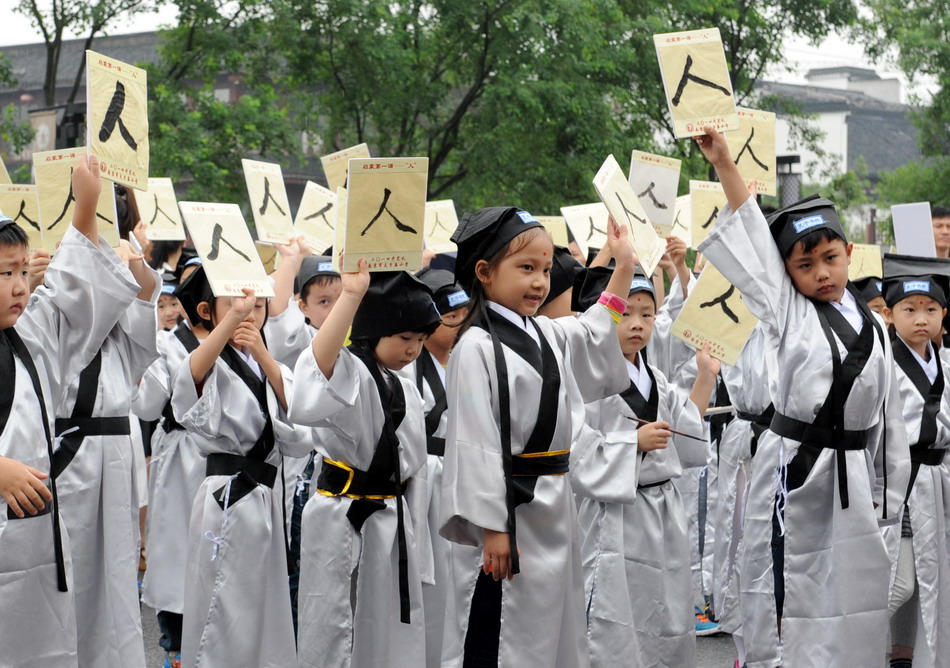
[173,350,308,668]
[54,276,159,668]
[289,347,430,668]
[575,362,707,668]
[699,196,910,668]
[439,303,627,668]
[0,227,140,668]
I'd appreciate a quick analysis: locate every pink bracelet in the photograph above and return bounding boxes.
[598,291,627,314]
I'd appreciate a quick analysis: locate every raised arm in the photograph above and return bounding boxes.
[269,237,310,317]
[71,152,103,242]
[189,290,256,385]
[694,126,753,212]
[310,257,369,378]
[603,217,636,298]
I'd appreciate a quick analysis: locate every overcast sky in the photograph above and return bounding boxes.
[0,5,932,103]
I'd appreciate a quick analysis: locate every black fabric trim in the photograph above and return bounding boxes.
[618,362,658,423]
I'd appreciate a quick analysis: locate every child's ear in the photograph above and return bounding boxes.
[297,297,308,316]
[474,259,492,285]
[196,301,212,321]
[845,241,854,262]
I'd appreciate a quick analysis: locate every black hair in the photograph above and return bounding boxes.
[300,274,342,303]
[932,206,950,219]
[785,227,846,259]
[148,239,186,270]
[350,318,440,354]
[0,221,29,249]
[114,184,142,241]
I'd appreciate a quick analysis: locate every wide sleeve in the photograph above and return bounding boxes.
[171,355,254,446]
[698,195,794,336]
[569,399,639,504]
[651,273,699,381]
[16,225,140,401]
[288,347,364,433]
[547,304,628,403]
[662,373,709,469]
[271,363,314,459]
[439,334,507,546]
[112,267,162,387]
[264,300,314,369]
[132,333,172,421]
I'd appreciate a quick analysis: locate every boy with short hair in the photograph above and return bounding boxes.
[695,127,910,668]
[0,153,145,668]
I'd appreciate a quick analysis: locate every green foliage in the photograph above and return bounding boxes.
[0,54,35,169]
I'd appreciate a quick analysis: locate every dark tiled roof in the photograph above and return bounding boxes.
[0,31,162,92]
[756,80,912,114]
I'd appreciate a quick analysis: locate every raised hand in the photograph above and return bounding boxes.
[340,255,370,298]
[692,126,733,168]
[230,288,257,320]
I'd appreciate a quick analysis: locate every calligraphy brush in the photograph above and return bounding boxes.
[624,416,707,442]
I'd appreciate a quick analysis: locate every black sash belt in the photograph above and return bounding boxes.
[7,501,53,520]
[316,458,400,499]
[737,405,775,458]
[426,436,446,457]
[638,478,671,490]
[905,447,948,501]
[206,452,278,488]
[55,416,130,437]
[511,450,570,477]
[161,400,184,433]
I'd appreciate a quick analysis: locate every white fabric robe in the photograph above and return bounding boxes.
[0,227,140,668]
[134,327,207,614]
[883,341,950,668]
[699,196,911,668]
[173,351,309,668]
[289,347,430,668]
[439,304,627,668]
[575,366,707,668]
[54,277,159,668]
[713,325,773,635]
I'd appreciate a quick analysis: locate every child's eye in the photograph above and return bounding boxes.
[522,264,533,271]
[319,300,330,306]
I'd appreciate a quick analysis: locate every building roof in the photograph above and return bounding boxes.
[756,80,912,114]
[805,66,882,81]
[0,31,163,93]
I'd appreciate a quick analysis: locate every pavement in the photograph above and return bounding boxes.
[140,601,739,667]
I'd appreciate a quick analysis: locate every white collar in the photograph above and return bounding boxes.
[625,353,652,399]
[901,337,939,385]
[829,289,864,334]
[488,301,540,347]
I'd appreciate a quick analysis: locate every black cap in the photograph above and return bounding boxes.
[852,276,883,303]
[295,255,340,295]
[174,264,214,328]
[160,270,178,297]
[627,272,656,303]
[571,266,613,312]
[415,267,470,315]
[451,207,544,289]
[882,253,950,308]
[766,194,847,257]
[351,271,442,339]
[543,246,584,306]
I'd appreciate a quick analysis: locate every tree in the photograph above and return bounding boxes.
[0,54,35,161]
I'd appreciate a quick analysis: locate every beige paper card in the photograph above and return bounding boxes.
[690,180,727,248]
[138,178,185,241]
[86,50,149,190]
[242,159,294,245]
[593,154,665,276]
[343,157,427,272]
[256,241,279,274]
[0,159,11,185]
[561,202,610,259]
[0,184,42,250]
[536,216,570,248]
[725,107,777,196]
[424,200,459,254]
[848,243,884,281]
[294,181,337,253]
[672,264,757,365]
[670,195,692,246]
[654,28,739,138]
[629,151,681,233]
[34,148,120,251]
[321,143,370,192]
[332,186,347,272]
[179,201,274,297]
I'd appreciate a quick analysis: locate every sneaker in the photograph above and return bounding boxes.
[695,606,720,636]
[164,652,182,668]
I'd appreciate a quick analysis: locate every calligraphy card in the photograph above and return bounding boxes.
[34,148,120,251]
[424,199,459,254]
[242,159,294,246]
[179,201,275,297]
[654,28,739,138]
[561,202,610,259]
[670,195,692,247]
[0,184,42,250]
[536,215,570,248]
[343,158,427,272]
[256,241,279,274]
[892,202,937,258]
[689,180,727,248]
[593,154,665,276]
[0,158,11,185]
[332,186,347,271]
[321,142,370,192]
[725,107,777,196]
[137,177,185,241]
[629,151,681,233]
[293,181,337,253]
[672,263,757,365]
[848,243,884,281]
[86,50,149,190]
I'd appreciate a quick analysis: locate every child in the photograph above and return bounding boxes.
[289,268,440,668]
[0,153,144,668]
[695,127,910,668]
[158,276,182,331]
[171,284,308,668]
[881,268,950,668]
[854,276,887,314]
[439,207,636,668]
[573,270,718,667]
[399,266,471,668]
[133,265,212,668]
